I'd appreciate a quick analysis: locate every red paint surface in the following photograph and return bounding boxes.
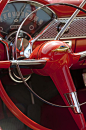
[75,39,86,53]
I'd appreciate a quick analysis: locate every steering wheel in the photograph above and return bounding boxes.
[0,1,86,130]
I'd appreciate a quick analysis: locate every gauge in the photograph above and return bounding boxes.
[0,1,56,37]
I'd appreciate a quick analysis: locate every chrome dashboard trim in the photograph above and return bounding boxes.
[37,36,86,41]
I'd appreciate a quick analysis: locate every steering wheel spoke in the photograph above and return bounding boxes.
[10,59,47,69]
[0,61,11,68]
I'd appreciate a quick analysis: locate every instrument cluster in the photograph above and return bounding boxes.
[0,1,56,38]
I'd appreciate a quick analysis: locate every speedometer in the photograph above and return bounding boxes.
[0,1,56,37]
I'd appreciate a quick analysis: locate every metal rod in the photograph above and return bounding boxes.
[11,59,47,66]
[29,81,35,105]
[55,0,86,40]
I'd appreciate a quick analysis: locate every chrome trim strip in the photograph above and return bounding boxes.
[64,92,81,114]
[38,36,86,40]
[58,16,86,20]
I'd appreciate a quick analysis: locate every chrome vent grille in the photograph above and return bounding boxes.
[38,17,86,40]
